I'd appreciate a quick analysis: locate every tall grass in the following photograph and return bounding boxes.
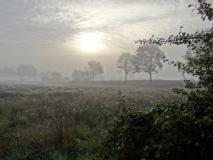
[0,84,172,159]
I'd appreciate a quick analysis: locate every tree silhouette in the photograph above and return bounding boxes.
[88,61,104,80]
[117,53,134,81]
[133,44,164,82]
[16,64,37,81]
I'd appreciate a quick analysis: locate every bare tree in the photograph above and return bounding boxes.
[16,64,37,81]
[133,44,164,82]
[117,52,134,81]
[88,61,104,80]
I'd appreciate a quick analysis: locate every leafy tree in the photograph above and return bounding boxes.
[117,53,134,81]
[133,44,164,82]
[88,61,104,80]
[16,64,37,81]
[138,0,213,116]
[103,1,213,160]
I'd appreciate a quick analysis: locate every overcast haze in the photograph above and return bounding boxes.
[0,0,212,81]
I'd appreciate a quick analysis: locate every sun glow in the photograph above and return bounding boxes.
[77,32,102,53]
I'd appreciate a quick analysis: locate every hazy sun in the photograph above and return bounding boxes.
[77,32,102,53]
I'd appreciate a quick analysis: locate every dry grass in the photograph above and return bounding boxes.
[0,81,182,159]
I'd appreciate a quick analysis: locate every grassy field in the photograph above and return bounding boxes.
[0,80,183,160]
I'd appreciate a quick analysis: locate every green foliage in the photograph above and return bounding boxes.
[138,0,213,117]
[103,99,213,160]
[103,0,213,160]
[189,0,213,21]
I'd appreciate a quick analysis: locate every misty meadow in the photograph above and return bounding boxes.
[0,0,212,160]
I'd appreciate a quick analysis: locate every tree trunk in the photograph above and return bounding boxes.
[149,72,152,82]
[92,71,95,81]
[124,59,128,81]
[125,72,127,81]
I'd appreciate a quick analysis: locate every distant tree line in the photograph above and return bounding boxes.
[0,64,70,84]
[1,45,165,83]
[72,45,165,82]
[78,43,204,83]
[0,65,38,81]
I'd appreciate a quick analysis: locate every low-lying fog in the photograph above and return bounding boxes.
[0,0,212,82]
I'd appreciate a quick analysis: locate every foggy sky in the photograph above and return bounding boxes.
[0,0,212,80]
